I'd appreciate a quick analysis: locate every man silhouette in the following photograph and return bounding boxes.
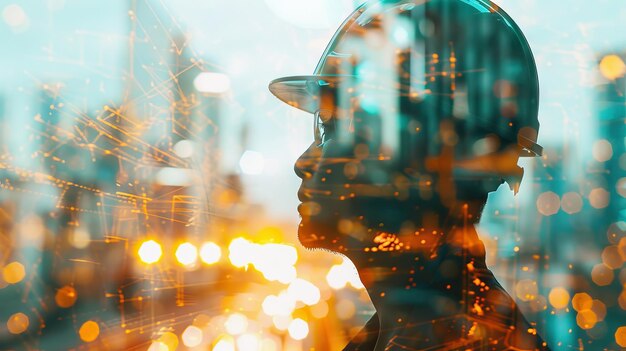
[270,0,550,349]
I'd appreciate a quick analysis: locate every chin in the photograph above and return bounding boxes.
[297,219,330,250]
[297,215,368,259]
[297,217,342,252]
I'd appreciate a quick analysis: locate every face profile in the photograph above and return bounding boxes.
[270,0,549,350]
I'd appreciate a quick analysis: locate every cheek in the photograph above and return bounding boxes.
[315,157,397,188]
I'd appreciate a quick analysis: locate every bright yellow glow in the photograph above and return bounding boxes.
[138,240,162,264]
[326,265,348,289]
[287,318,309,340]
[7,312,29,334]
[228,238,298,283]
[600,54,626,80]
[260,264,297,284]
[287,278,321,306]
[193,314,211,328]
[3,261,26,284]
[326,258,364,290]
[257,226,284,242]
[147,341,168,351]
[277,291,297,315]
[158,332,179,351]
[213,336,235,351]
[237,334,260,351]
[182,325,203,347]
[548,287,570,309]
[224,313,248,335]
[55,285,77,308]
[254,244,298,283]
[228,237,254,268]
[310,300,329,319]
[260,337,279,351]
[200,242,222,264]
[262,293,296,317]
[175,242,198,267]
[79,321,100,342]
[262,295,280,316]
[272,315,292,331]
[262,244,298,266]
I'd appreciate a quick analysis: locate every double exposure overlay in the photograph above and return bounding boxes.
[0,0,625,350]
[270,1,547,349]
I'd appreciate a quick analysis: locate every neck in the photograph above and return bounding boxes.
[342,202,548,350]
[352,221,488,350]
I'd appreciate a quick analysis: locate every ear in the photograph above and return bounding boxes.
[452,143,524,195]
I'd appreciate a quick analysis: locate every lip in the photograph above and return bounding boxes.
[297,203,305,216]
[297,186,313,202]
[297,181,324,215]
[297,199,323,217]
[296,184,306,216]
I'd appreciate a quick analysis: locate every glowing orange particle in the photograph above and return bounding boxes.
[55,286,77,308]
[576,310,597,330]
[599,55,626,80]
[3,262,26,284]
[619,291,626,310]
[591,264,614,286]
[7,313,29,334]
[572,293,593,312]
[601,245,624,269]
[591,300,607,321]
[616,326,626,347]
[79,321,100,342]
[138,240,162,264]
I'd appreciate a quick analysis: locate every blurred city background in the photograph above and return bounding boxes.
[0,0,625,350]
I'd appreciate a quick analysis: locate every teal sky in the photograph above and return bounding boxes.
[1,0,625,219]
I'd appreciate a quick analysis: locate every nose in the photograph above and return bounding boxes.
[294,143,320,180]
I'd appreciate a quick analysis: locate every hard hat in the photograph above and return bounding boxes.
[269,0,542,161]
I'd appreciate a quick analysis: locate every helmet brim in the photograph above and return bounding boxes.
[268,75,353,114]
[269,75,543,157]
